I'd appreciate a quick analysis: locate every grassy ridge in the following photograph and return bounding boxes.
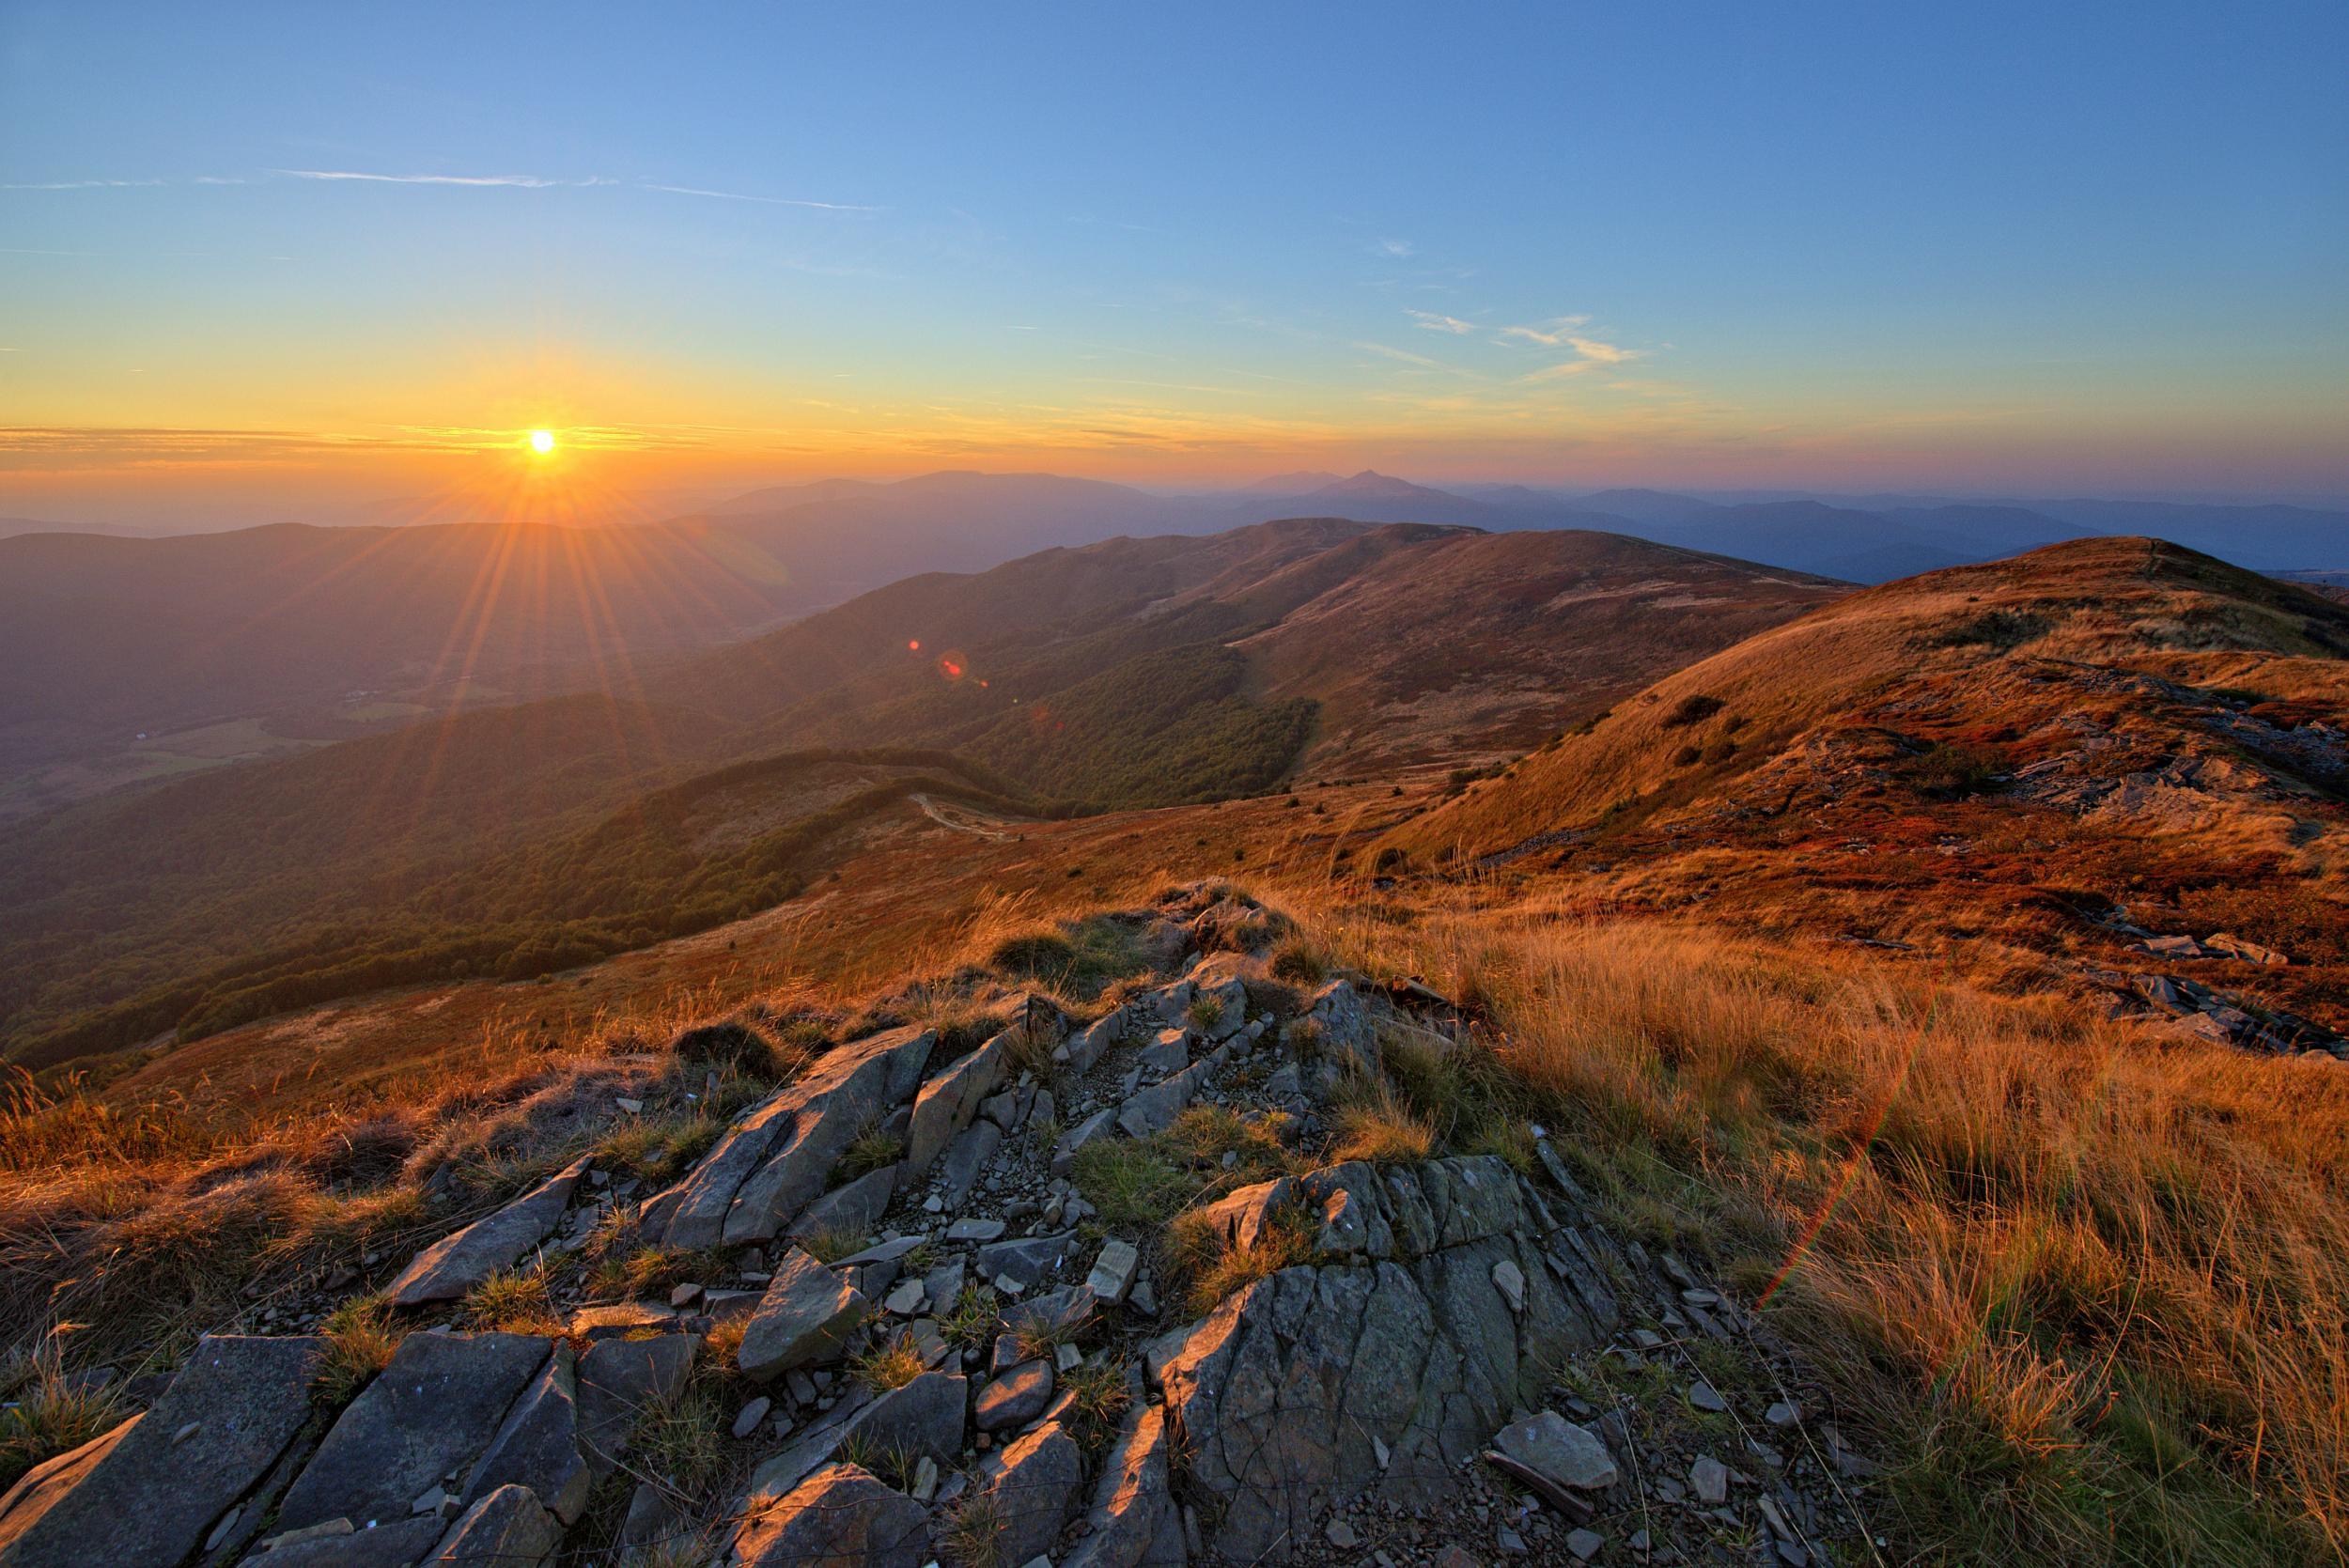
[1291,892,2349,1566]
[8,750,1064,1072]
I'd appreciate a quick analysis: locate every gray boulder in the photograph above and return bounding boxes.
[739,1247,868,1382]
[1117,1049,1223,1139]
[974,1359,1053,1432]
[0,1335,321,1568]
[1494,1409,1618,1491]
[433,1483,562,1565]
[273,1332,551,1536]
[906,1026,1015,1176]
[937,1119,1003,1210]
[387,1156,590,1306]
[243,1516,443,1566]
[733,1462,930,1568]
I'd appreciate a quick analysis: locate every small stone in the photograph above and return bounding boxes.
[1084,1238,1141,1303]
[1766,1400,1799,1428]
[884,1279,926,1315]
[1689,1454,1730,1505]
[1496,1523,1528,1555]
[1327,1518,1361,1549]
[911,1453,940,1501]
[947,1217,1007,1243]
[1688,1380,1727,1412]
[1566,1529,1605,1561]
[924,1194,945,1213]
[203,1506,242,1553]
[1491,1258,1526,1313]
[731,1396,771,1438]
[615,1096,644,1114]
[1054,1343,1081,1373]
[670,1282,703,1308]
[1494,1409,1619,1491]
[1433,1549,1482,1568]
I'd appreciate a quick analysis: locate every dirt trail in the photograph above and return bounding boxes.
[910,790,1016,842]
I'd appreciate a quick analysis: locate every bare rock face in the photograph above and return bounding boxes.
[0,1335,322,1568]
[1146,1156,1616,1563]
[733,1462,930,1568]
[387,1156,592,1306]
[1059,1404,1187,1568]
[982,1420,1085,1564]
[643,1024,936,1249]
[1300,979,1377,1074]
[273,1332,552,1538]
[459,1338,590,1524]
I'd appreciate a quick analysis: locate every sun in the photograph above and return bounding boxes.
[526,428,557,455]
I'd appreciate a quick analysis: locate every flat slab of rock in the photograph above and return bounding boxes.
[734,1462,930,1568]
[790,1162,899,1245]
[984,1420,1084,1564]
[1086,1239,1142,1303]
[274,1332,551,1535]
[1148,1156,1611,1563]
[977,1231,1079,1294]
[1051,1107,1118,1177]
[1494,1409,1618,1491]
[0,1334,321,1568]
[249,1516,444,1566]
[739,1247,868,1382]
[461,1340,591,1523]
[578,1335,699,1477]
[389,1157,590,1306]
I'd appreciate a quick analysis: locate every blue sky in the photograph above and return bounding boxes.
[2,1,2343,518]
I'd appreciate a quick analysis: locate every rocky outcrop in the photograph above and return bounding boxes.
[1146,1156,1614,1563]
[734,1463,930,1568]
[7,882,1875,1568]
[0,1336,322,1568]
[273,1331,552,1535]
[642,1024,936,1249]
[387,1157,591,1307]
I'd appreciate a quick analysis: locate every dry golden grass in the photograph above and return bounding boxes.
[1286,887,2349,1566]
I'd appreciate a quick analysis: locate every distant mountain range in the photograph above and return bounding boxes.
[1224,473,2349,580]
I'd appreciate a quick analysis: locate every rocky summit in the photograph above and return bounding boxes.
[0,884,1875,1566]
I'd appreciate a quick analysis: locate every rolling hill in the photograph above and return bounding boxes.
[0,517,1840,1069]
[1389,536,2349,1035]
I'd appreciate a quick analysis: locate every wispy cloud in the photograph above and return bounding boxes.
[274,169,570,187]
[1406,309,1477,334]
[640,183,878,211]
[1498,316,1592,348]
[1372,237,1414,257]
[1353,341,1484,379]
[2,179,167,190]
